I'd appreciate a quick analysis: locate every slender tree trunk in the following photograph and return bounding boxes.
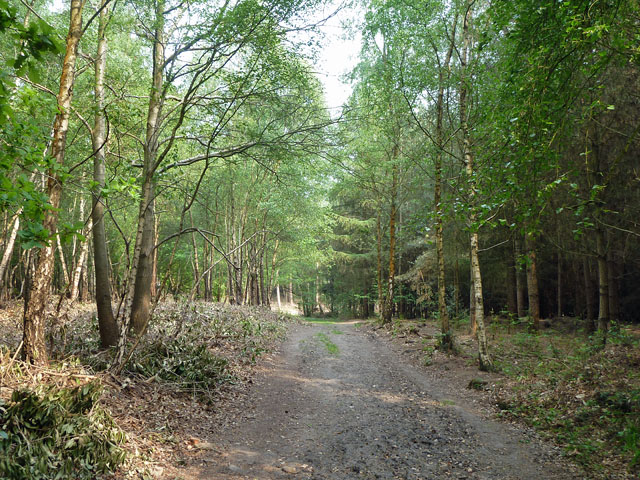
[506,246,517,316]
[129,1,165,334]
[434,14,456,349]
[189,211,200,299]
[276,271,281,309]
[583,257,596,330]
[607,238,619,326]
[454,253,459,318]
[315,262,322,313]
[525,232,540,329]
[70,219,91,302]
[459,3,490,369]
[556,251,562,318]
[91,0,118,347]
[151,212,158,299]
[0,213,20,287]
[596,229,609,334]
[56,234,70,289]
[130,178,156,334]
[469,257,476,335]
[376,211,383,314]
[260,249,267,306]
[514,236,526,318]
[22,0,83,364]
[383,161,398,324]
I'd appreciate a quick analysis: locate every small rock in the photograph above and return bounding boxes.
[282,465,298,474]
[196,441,216,450]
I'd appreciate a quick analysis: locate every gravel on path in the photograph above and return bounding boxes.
[193,322,582,480]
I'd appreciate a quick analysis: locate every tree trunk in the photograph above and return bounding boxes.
[454,246,460,318]
[260,249,267,306]
[383,161,398,324]
[607,239,620,326]
[22,0,84,364]
[276,274,281,309]
[469,256,476,335]
[556,251,563,318]
[376,211,383,314]
[190,211,200,299]
[459,3,491,370]
[56,234,70,288]
[514,237,526,318]
[434,14,456,349]
[129,0,165,335]
[583,257,596,329]
[506,243,517,315]
[69,219,91,302]
[91,0,118,347]
[130,178,156,334]
[525,232,540,329]
[596,229,609,334]
[0,213,20,287]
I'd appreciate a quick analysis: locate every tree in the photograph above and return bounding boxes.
[91,0,119,347]
[22,0,85,364]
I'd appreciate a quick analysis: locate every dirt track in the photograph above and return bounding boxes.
[191,322,581,479]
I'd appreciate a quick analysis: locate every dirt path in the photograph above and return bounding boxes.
[188,322,582,479]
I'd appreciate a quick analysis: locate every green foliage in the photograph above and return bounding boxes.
[315,332,339,355]
[0,382,126,480]
[127,338,231,391]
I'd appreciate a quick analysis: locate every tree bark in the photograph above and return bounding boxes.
[607,238,620,326]
[459,3,490,369]
[506,245,517,316]
[91,0,118,348]
[129,0,165,334]
[22,0,84,364]
[190,211,200,299]
[596,228,609,334]
[69,218,91,302]
[514,236,527,318]
[376,211,383,314]
[22,0,83,364]
[556,251,562,318]
[383,160,398,324]
[525,232,540,329]
[0,213,20,287]
[583,257,596,329]
[468,255,476,335]
[276,272,281,309]
[434,17,456,349]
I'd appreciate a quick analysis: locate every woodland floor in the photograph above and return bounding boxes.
[2,305,637,479]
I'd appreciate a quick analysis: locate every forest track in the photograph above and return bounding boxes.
[189,321,581,480]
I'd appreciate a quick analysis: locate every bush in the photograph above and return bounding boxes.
[0,382,126,480]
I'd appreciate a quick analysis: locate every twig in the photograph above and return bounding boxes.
[1,341,23,381]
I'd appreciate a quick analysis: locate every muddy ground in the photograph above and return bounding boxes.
[177,321,583,480]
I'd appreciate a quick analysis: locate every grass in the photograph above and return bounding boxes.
[315,332,339,355]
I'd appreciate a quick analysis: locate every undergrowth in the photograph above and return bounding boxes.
[0,381,126,479]
[1,301,293,478]
[490,322,640,477]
